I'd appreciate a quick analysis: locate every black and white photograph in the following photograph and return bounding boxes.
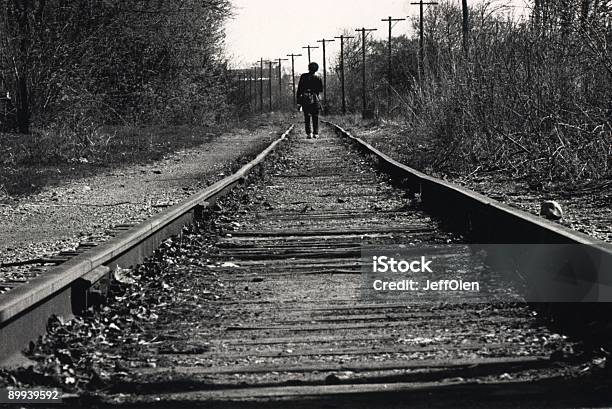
[0,0,611,407]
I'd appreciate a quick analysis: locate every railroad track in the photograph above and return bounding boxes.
[1,122,612,407]
[0,125,295,362]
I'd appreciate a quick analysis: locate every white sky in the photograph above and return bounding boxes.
[225,0,530,68]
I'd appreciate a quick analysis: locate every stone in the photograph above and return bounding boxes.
[540,200,563,220]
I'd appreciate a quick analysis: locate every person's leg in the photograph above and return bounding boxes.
[312,112,319,137]
[304,111,312,137]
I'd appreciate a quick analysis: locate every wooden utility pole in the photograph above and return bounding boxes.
[249,67,255,111]
[381,17,406,112]
[287,53,302,107]
[334,35,354,115]
[251,67,257,111]
[254,68,258,109]
[410,0,438,81]
[355,27,377,118]
[232,70,240,107]
[241,71,247,106]
[316,38,335,114]
[232,71,238,106]
[259,58,264,112]
[253,66,258,111]
[302,45,319,64]
[242,70,249,105]
[267,60,275,111]
[277,58,288,110]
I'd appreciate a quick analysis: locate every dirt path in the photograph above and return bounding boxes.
[0,123,282,267]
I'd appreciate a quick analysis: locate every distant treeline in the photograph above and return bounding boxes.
[327,1,611,182]
[0,0,233,134]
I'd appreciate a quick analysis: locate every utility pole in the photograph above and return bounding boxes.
[355,27,377,118]
[240,71,246,108]
[287,53,302,107]
[252,66,256,110]
[249,68,254,111]
[268,60,275,111]
[277,58,288,110]
[381,17,406,113]
[252,66,258,112]
[245,71,250,108]
[410,0,438,81]
[230,70,236,106]
[246,69,250,111]
[237,71,242,107]
[233,70,241,107]
[316,38,335,114]
[302,44,319,64]
[334,34,354,115]
[259,58,264,112]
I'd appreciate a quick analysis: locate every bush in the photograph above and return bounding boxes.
[334,1,611,183]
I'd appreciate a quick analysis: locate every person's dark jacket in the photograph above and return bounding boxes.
[297,73,323,112]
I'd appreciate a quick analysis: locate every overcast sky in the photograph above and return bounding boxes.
[225,0,530,68]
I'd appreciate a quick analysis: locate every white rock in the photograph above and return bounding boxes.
[540,200,563,220]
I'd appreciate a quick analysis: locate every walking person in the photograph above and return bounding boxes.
[297,62,323,139]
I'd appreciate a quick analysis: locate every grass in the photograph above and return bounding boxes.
[0,115,280,199]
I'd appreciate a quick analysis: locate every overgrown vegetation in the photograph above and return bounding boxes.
[0,0,237,160]
[329,1,611,184]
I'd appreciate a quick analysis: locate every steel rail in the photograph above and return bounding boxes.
[0,124,294,363]
[325,120,612,303]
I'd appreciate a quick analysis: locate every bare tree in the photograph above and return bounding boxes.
[0,0,233,135]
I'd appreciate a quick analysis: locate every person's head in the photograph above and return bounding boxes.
[308,62,319,73]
